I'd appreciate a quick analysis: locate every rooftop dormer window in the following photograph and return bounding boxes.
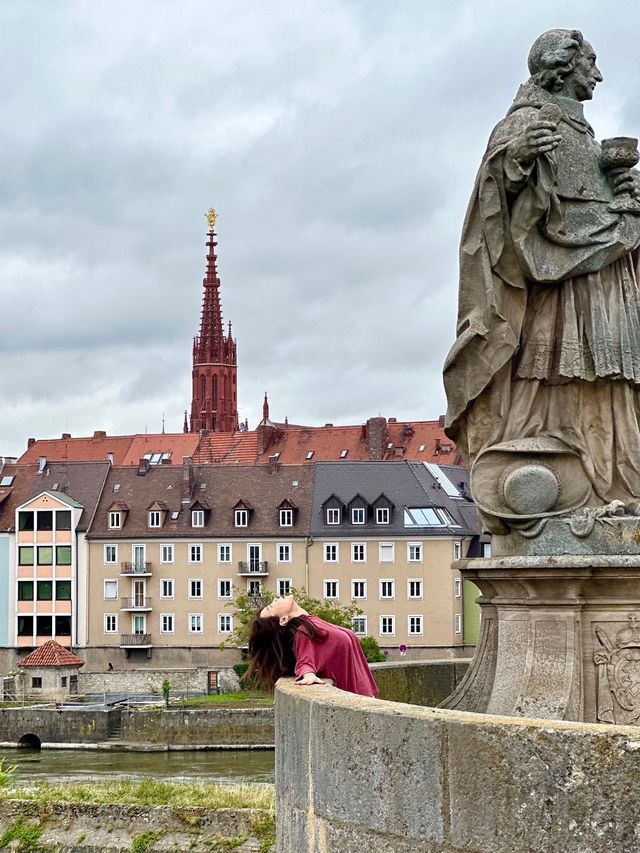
[279,508,293,527]
[326,507,340,525]
[148,510,161,528]
[351,507,365,524]
[109,511,121,529]
[376,507,390,524]
[235,509,248,527]
[192,509,205,528]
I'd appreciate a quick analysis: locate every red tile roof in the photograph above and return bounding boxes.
[192,431,258,464]
[122,434,200,466]
[19,434,136,466]
[18,640,85,668]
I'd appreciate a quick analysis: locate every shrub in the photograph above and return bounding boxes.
[359,636,386,663]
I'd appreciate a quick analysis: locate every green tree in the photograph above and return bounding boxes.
[358,635,386,663]
[161,678,171,708]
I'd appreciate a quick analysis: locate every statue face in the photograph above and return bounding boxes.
[563,40,603,101]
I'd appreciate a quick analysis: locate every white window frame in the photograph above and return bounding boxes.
[277,543,292,563]
[352,616,367,635]
[408,614,423,636]
[247,578,262,595]
[160,544,174,564]
[160,578,174,599]
[148,510,161,528]
[279,508,293,527]
[189,578,203,599]
[351,579,367,600]
[191,509,205,528]
[351,507,365,525]
[324,579,339,600]
[277,578,292,597]
[351,542,366,563]
[326,507,340,525]
[104,613,118,634]
[379,579,395,600]
[188,544,203,564]
[379,542,395,563]
[454,578,462,599]
[234,509,248,527]
[454,541,462,560]
[482,542,492,558]
[218,579,232,599]
[218,614,232,634]
[160,613,174,634]
[408,542,422,562]
[108,511,121,529]
[376,507,390,525]
[104,545,117,564]
[218,543,232,563]
[408,579,423,599]
[323,543,338,563]
[380,615,395,636]
[455,613,462,634]
[189,613,203,634]
[104,579,118,600]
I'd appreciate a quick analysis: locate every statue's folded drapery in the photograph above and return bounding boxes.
[444,81,640,503]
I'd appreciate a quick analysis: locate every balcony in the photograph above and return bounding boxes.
[237,560,269,577]
[120,597,152,611]
[120,562,152,576]
[120,633,152,648]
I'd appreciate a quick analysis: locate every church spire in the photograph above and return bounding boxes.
[189,210,239,433]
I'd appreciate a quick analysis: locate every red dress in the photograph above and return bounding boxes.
[293,616,378,697]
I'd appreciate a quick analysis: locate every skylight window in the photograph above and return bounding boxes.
[340,450,348,458]
[306,451,314,460]
[113,484,120,492]
[171,511,180,520]
[387,443,394,449]
[424,463,461,497]
[0,475,14,487]
[404,507,459,528]
[418,444,425,452]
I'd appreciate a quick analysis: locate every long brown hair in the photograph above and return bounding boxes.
[244,612,328,693]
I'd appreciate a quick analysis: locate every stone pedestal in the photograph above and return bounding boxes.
[442,555,640,723]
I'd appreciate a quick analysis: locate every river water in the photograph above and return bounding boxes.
[0,748,275,785]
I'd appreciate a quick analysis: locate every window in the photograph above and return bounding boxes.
[108,511,121,529]
[277,578,292,596]
[18,546,34,566]
[408,579,423,599]
[340,449,348,458]
[326,507,340,525]
[60,676,68,688]
[189,579,203,599]
[351,543,366,562]
[380,616,395,636]
[17,616,33,637]
[323,543,338,563]
[189,613,203,633]
[189,544,202,563]
[18,511,34,531]
[218,579,232,599]
[455,614,462,634]
[56,580,71,601]
[352,616,367,635]
[380,579,395,599]
[191,510,204,528]
[56,511,71,530]
[56,545,71,565]
[235,509,248,527]
[31,677,42,689]
[161,544,174,564]
[351,507,365,524]
[160,579,174,599]
[408,543,422,562]
[218,614,232,633]
[376,507,390,524]
[482,542,492,558]
[0,475,13,487]
[454,541,462,560]
[279,509,293,527]
[37,511,53,531]
[379,543,395,563]
[37,581,53,601]
[17,581,34,601]
[247,579,262,595]
[104,545,117,564]
[160,613,174,634]
[56,615,71,635]
[104,614,117,634]
[149,510,162,528]
[454,578,462,599]
[306,451,314,460]
[104,580,118,600]
[277,543,292,563]
[218,544,231,563]
[352,580,367,599]
[409,615,423,635]
[324,580,339,599]
[37,546,53,566]
[404,507,458,527]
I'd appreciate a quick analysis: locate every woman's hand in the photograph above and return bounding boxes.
[507,121,561,166]
[295,672,326,686]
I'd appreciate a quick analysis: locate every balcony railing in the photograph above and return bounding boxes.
[120,597,152,611]
[237,560,269,576]
[120,633,152,647]
[120,562,152,575]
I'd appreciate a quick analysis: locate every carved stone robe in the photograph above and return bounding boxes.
[444,81,640,503]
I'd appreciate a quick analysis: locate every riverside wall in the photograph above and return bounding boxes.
[371,658,470,705]
[276,677,640,853]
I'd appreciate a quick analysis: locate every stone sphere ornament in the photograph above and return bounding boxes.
[502,463,560,515]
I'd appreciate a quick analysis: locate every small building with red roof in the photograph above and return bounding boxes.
[17,639,85,699]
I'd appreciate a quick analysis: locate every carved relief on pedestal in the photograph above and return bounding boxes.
[594,614,640,724]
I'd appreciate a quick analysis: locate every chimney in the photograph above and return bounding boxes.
[61,433,71,440]
[366,417,387,461]
[182,456,195,501]
[27,438,36,449]
[438,415,446,428]
[435,438,441,454]
[256,422,276,456]
[137,457,151,475]
[93,430,107,440]
[268,453,280,472]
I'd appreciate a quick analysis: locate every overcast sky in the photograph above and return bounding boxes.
[1,1,638,457]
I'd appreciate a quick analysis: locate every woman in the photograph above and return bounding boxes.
[245,595,378,697]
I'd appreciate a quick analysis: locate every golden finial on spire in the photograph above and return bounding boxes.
[206,208,217,231]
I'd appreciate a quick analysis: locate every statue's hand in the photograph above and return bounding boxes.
[507,121,562,167]
[612,169,640,198]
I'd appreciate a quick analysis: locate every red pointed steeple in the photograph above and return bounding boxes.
[189,210,239,433]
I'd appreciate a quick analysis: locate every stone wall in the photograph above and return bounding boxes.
[79,666,240,695]
[276,677,640,852]
[121,707,274,747]
[0,708,117,744]
[0,800,273,851]
[371,658,469,705]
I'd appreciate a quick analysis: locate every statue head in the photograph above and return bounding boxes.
[528,29,602,100]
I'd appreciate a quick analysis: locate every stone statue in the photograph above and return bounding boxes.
[444,29,640,535]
